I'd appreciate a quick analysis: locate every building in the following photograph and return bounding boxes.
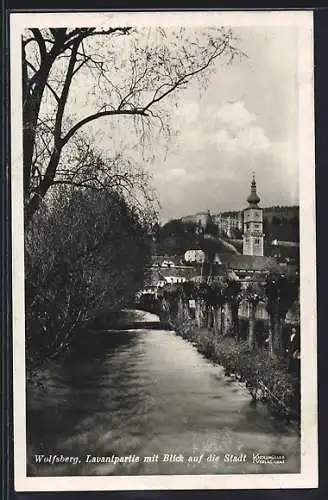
[216,253,280,284]
[243,173,264,256]
[215,212,243,237]
[184,249,206,264]
[142,174,297,301]
[180,211,209,228]
[140,254,197,298]
[159,267,197,285]
[151,255,184,268]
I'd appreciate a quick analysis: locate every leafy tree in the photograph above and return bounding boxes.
[273,216,282,226]
[22,26,243,223]
[231,227,243,239]
[152,222,161,241]
[181,280,197,301]
[160,219,186,238]
[204,211,217,237]
[183,221,197,235]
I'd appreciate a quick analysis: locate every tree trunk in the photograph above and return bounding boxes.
[207,305,213,330]
[223,303,231,336]
[248,303,256,350]
[165,298,172,322]
[231,304,239,340]
[177,296,184,323]
[23,49,53,200]
[273,310,283,355]
[213,305,219,336]
[220,305,225,336]
[200,299,207,328]
[184,299,191,320]
[195,299,202,328]
[267,314,274,357]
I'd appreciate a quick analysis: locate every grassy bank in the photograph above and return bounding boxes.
[174,318,300,423]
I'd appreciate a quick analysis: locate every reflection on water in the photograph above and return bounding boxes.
[27,325,300,476]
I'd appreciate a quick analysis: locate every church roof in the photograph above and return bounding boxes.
[217,253,280,272]
[246,173,261,207]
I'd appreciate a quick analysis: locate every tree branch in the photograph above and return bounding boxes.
[30,29,47,58]
[61,108,148,147]
[26,60,60,102]
[143,41,229,113]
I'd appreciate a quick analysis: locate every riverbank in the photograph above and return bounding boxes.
[173,318,300,423]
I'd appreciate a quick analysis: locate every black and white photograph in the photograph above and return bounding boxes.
[10,10,317,491]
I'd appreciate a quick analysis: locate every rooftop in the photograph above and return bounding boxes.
[217,253,280,272]
[159,267,198,280]
[246,173,261,208]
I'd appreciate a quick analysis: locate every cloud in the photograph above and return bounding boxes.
[202,101,272,155]
[168,167,187,179]
[155,165,199,184]
[174,100,271,157]
[156,99,297,220]
[215,125,271,154]
[216,101,256,132]
[175,100,200,127]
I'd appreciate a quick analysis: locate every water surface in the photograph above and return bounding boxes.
[27,314,300,476]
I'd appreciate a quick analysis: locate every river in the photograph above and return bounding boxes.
[26,311,300,476]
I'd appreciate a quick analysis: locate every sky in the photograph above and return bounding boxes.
[28,20,302,223]
[150,26,299,222]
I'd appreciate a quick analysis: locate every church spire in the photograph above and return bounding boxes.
[247,172,260,207]
[243,172,264,257]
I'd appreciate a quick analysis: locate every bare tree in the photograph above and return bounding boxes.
[22,26,243,224]
[49,133,159,223]
[25,185,152,364]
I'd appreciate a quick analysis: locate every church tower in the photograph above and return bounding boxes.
[242,173,264,256]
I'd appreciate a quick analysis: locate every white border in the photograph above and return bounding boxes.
[11,10,317,491]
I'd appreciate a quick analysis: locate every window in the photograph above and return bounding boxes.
[255,238,260,245]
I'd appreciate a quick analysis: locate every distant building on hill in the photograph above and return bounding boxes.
[180,211,209,228]
[215,212,243,237]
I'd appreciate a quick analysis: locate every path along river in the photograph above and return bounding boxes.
[26,311,300,476]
